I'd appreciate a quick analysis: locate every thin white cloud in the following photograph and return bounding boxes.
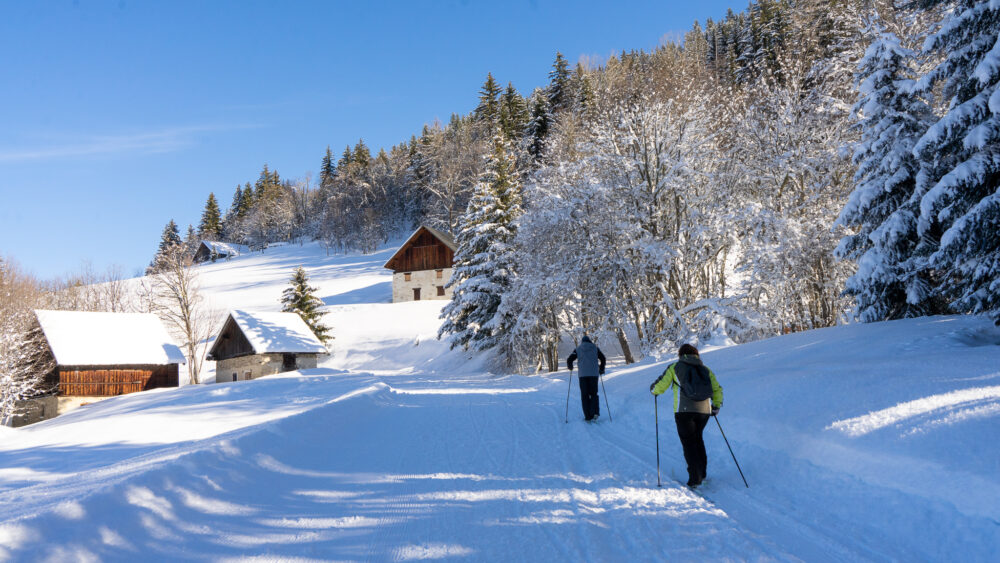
[0,124,258,162]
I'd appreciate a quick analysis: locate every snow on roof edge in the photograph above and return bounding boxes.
[34,310,187,366]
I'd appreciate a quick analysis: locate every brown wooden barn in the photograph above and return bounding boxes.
[207,310,328,382]
[34,310,185,397]
[383,225,456,303]
[193,240,241,263]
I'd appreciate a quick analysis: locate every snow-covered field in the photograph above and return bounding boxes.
[2,242,999,561]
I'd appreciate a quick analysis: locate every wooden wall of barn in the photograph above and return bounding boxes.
[210,317,255,361]
[50,364,179,396]
[388,229,454,272]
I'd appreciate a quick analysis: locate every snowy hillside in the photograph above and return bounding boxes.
[2,242,999,561]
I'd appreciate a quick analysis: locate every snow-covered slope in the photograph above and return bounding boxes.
[2,242,999,561]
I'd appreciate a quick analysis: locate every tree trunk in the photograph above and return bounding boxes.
[616,327,635,364]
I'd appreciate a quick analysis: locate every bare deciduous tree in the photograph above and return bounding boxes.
[150,246,214,385]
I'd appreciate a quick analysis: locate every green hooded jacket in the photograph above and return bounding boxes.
[650,355,723,414]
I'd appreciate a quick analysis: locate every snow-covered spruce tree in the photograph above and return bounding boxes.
[835,26,937,322]
[439,135,523,351]
[525,88,551,165]
[281,266,331,343]
[198,193,222,241]
[146,219,183,274]
[912,0,1000,323]
[547,52,571,114]
[183,224,200,258]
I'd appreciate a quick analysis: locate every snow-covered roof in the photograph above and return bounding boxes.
[200,241,241,256]
[34,310,187,366]
[221,310,328,355]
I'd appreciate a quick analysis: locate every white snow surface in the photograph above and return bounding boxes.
[224,310,328,355]
[34,310,186,366]
[3,242,1000,561]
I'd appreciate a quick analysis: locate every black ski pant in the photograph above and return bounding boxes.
[578,376,600,420]
[675,412,710,484]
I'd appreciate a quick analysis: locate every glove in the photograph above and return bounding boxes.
[711,406,720,416]
[599,367,605,375]
[649,382,656,394]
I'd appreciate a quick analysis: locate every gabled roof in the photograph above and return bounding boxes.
[209,310,328,357]
[383,225,457,270]
[199,240,241,256]
[34,310,187,366]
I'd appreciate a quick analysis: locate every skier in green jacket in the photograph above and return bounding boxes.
[650,343,723,487]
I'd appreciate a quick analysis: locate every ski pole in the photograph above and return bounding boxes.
[714,414,749,488]
[599,371,612,422]
[654,395,661,487]
[564,367,574,423]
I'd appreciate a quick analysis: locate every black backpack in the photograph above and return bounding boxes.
[677,363,713,401]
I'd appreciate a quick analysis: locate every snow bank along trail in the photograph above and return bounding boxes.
[0,373,783,561]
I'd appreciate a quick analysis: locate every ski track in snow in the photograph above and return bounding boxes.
[2,242,999,561]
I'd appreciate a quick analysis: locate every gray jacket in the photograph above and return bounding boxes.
[567,336,606,378]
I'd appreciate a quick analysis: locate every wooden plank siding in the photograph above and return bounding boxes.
[385,229,454,272]
[209,316,256,362]
[53,364,179,396]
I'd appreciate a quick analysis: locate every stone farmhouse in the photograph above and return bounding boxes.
[207,310,328,382]
[383,225,456,303]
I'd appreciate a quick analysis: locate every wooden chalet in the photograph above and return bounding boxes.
[207,310,328,383]
[194,240,241,263]
[34,310,185,397]
[383,225,456,303]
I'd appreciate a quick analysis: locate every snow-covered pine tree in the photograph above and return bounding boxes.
[439,135,523,351]
[547,52,571,113]
[913,0,1000,323]
[183,224,200,258]
[159,219,182,252]
[525,88,551,164]
[281,266,331,343]
[836,26,937,322]
[198,193,222,241]
[147,219,183,274]
[319,146,337,190]
[475,73,502,127]
[499,83,529,142]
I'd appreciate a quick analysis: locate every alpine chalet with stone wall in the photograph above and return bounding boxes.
[207,310,328,382]
[383,225,456,303]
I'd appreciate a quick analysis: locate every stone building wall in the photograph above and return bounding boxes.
[11,395,59,427]
[215,353,319,383]
[392,268,453,303]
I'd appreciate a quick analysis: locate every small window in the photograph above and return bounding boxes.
[437,285,445,296]
[244,370,252,380]
[404,272,412,281]
[413,287,421,301]
[435,269,443,279]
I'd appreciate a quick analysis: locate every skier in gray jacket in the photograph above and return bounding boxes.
[566,335,606,421]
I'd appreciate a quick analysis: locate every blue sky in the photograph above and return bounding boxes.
[1,0,740,280]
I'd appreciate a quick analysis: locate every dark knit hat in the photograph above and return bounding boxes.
[678,343,699,357]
